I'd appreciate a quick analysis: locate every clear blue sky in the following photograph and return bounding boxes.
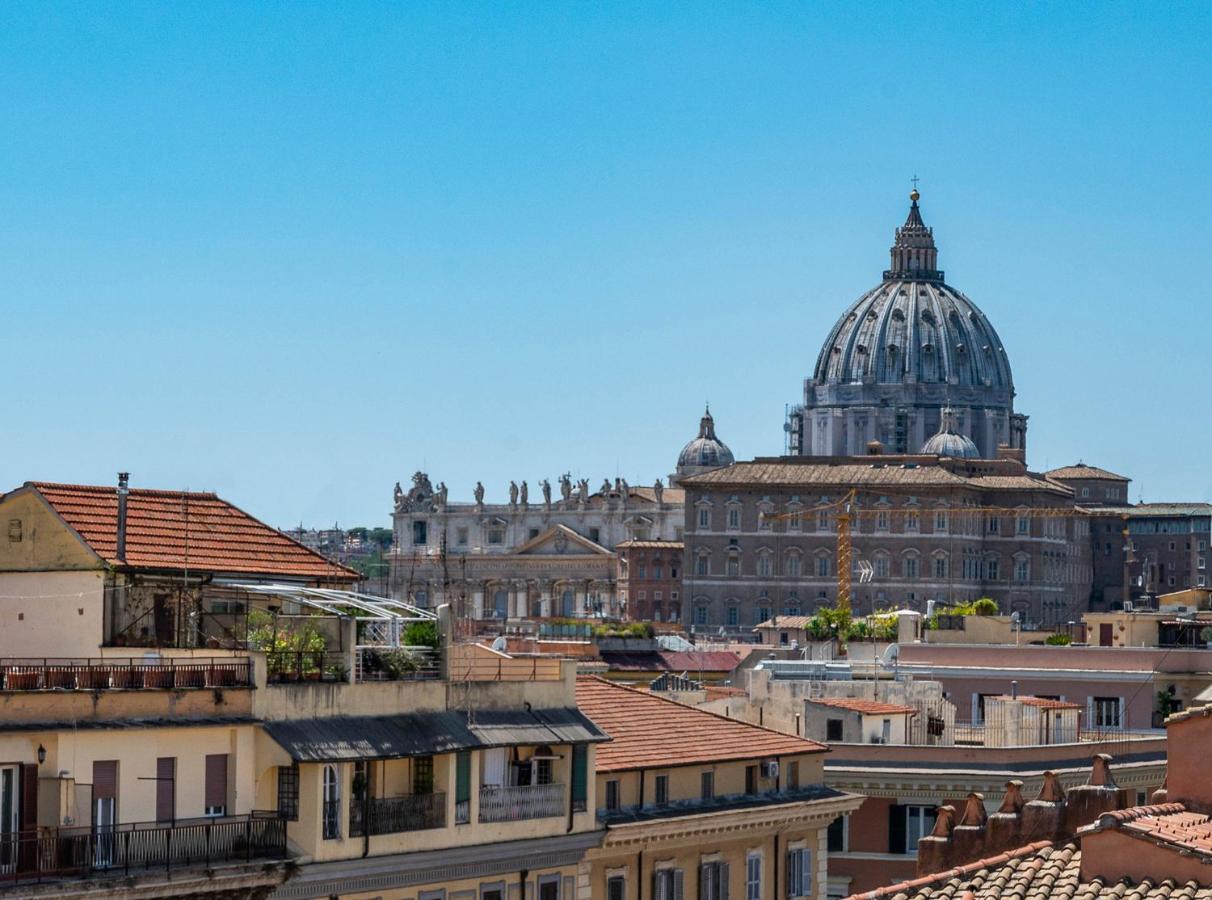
[2,3,1210,527]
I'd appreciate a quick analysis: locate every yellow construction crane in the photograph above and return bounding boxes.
[761,491,1102,614]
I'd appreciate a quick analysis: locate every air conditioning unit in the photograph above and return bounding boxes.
[761,760,780,780]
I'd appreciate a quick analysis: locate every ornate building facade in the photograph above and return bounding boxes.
[786,191,1028,459]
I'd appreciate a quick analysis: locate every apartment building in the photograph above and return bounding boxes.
[576,677,862,900]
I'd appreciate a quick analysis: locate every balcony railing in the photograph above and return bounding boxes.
[0,813,286,885]
[0,658,252,692]
[264,651,349,684]
[478,783,564,823]
[349,792,446,837]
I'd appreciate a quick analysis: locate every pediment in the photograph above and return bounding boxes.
[512,524,611,557]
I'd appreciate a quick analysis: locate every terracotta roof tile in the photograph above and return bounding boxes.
[1044,464,1131,482]
[995,695,1083,710]
[22,482,357,580]
[755,615,815,629]
[576,676,825,772]
[807,697,917,716]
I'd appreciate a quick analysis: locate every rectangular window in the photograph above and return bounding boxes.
[698,508,710,529]
[413,520,428,545]
[826,718,844,742]
[589,527,601,543]
[741,852,761,900]
[745,764,758,795]
[695,606,708,625]
[204,754,228,816]
[654,773,669,806]
[652,869,683,900]
[607,876,626,900]
[538,875,560,900]
[1017,515,1030,535]
[726,606,739,626]
[605,779,620,810]
[905,511,919,532]
[456,526,469,545]
[786,848,812,898]
[413,756,434,795]
[488,527,504,544]
[571,744,588,812]
[817,555,830,577]
[700,771,714,800]
[481,883,506,900]
[889,804,937,854]
[876,510,889,531]
[728,509,740,529]
[696,555,709,576]
[935,511,948,532]
[817,509,830,531]
[827,815,848,852]
[277,763,299,821]
[787,760,800,790]
[1093,696,1124,729]
[699,862,728,900]
[986,516,1000,534]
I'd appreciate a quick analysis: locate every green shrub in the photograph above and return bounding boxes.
[1045,633,1072,646]
[971,598,999,616]
[404,620,440,649]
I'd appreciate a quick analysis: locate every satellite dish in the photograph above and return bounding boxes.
[489,636,507,652]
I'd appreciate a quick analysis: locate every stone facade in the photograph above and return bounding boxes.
[680,452,1092,635]
[615,539,684,623]
[388,471,684,620]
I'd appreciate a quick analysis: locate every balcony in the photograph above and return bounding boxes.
[349,792,446,837]
[478,783,564,823]
[0,658,252,692]
[0,813,286,886]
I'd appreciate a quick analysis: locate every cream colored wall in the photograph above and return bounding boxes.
[0,492,102,572]
[0,570,105,657]
[0,680,254,726]
[596,753,827,810]
[0,724,258,827]
[1083,613,1162,648]
[588,824,829,900]
[858,712,910,744]
[286,744,598,864]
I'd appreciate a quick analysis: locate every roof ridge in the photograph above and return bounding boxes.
[27,481,221,499]
[851,841,1057,899]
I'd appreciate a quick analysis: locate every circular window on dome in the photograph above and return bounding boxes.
[922,343,934,354]
[921,310,936,326]
[891,308,905,322]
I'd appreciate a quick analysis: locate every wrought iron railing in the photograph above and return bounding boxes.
[264,651,349,684]
[349,792,446,836]
[0,658,252,691]
[478,783,564,823]
[0,813,285,884]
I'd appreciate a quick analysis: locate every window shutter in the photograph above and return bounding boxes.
[888,803,907,854]
[653,872,665,900]
[718,862,729,900]
[205,754,228,812]
[699,863,711,900]
[484,748,506,787]
[798,850,812,897]
[785,852,796,897]
[93,760,118,800]
[155,757,175,822]
[1117,698,1126,729]
[456,751,471,805]
[18,764,38,871]
[673,869,684,900]
[572,745,588,807]
[1086,697,1094,730]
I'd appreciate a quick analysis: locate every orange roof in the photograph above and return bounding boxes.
[995,695,1082,710]
[1089,803,1212,856]
[576,676,826,772]
[23,482,357,580]
[808,697,917,716]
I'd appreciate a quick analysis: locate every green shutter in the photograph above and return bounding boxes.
[572,744,588,804]
[456,751,471,805]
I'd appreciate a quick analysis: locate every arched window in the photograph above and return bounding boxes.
[785,552,802,578]
[494,590,509,618]
[322,765,341,840]
[757,552,773,577]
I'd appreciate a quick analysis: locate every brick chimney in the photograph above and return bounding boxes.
[1161,706,1212,811]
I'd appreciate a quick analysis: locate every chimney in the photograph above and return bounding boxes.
[116,473,130,563]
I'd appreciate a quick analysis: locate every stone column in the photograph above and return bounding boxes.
[514,581,528,619]
[539,580,553,618]
[472,584,485,619]
[575,583,588,618]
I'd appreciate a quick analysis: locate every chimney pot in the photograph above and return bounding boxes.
[116,472,130,563]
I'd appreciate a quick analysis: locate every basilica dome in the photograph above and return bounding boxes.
[788,190,1027,460]
[676,408,734,478]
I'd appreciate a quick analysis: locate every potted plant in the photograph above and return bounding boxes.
[1200,626,1212,650]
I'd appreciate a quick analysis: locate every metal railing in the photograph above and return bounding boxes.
[356,647,441,683]
[0,813,286,884]
[0,658,252,692]
[448,655,563,682]
[349,792,446,836]
[264,651,349,684]
[478,783,564,823]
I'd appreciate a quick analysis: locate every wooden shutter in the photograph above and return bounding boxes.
[18,764,38,871]
[205,754,228,812]
[797,851,811,897]
[483,748,506,787]
[456,751,471,805]
[888,803,906,854]
[93,760,118,800]
[155,757,175,822]
[699,862,711,900]
[718,862,729,900]
[672,868,684,900]
[572,745,588,808]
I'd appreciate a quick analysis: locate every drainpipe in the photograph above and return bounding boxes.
[520,867,528,900]
[637,849,643,900]
[638,768,645,810]
[116,473,130,562]
[773,832,780,900]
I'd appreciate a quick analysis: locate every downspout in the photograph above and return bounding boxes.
[566,746,575,833]
[520,867,528,900]
[774,832,780,900]
[361,761,372,858]
[637,849,644,900]
[638,768,645,810]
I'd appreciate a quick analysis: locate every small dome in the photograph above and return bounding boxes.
[677,407,735,473]
[921,407,980,459]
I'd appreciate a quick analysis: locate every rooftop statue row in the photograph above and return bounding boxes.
[394,471,668,513]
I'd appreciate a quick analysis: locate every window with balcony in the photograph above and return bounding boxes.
[1092,696,1124,729]
[322,764,341,840]
[205,754,228,817]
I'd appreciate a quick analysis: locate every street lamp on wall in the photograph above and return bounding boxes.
[37,744,46,765]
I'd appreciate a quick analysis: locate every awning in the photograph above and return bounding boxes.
[263,707,609,763]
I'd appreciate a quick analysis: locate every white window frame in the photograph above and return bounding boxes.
[745,852,762,900]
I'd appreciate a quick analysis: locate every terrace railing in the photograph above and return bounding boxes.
[349,792,446,837]
[0,812,285,885]
[0,658,252,692]
[478,783,564,823]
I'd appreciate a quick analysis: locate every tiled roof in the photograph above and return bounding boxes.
[1084,803,1212,857]
[755,616,815,629]
[1044,464,1131,482]
[1165,703,1212,726]
[615,539,684,549]
[626,486,686,506]
[807,697,916,716]
[576,676,826,772]
[23,482,357,579]
[996,696,1082,710]
[682,461,1071,495]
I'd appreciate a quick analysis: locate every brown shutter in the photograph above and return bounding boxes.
[18,764,38,871]
[156,758,175,823]
[92,760,118,800]
[205,754,228,812]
